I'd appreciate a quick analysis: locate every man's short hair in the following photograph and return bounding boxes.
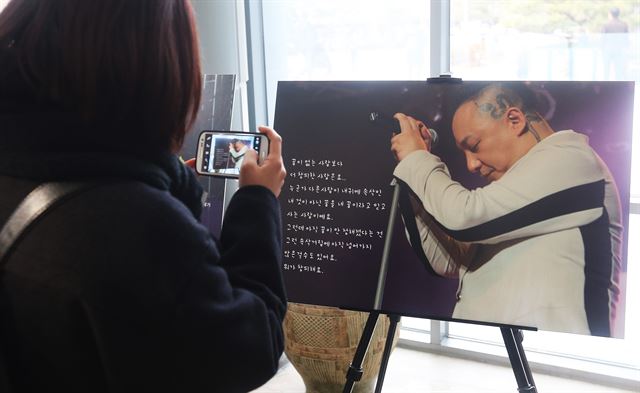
[457,82,542,121]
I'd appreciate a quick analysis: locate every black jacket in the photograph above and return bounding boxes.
[0,66,287,392]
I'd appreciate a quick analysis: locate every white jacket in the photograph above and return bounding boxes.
[394,130,623,336]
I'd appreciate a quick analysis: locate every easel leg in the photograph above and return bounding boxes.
[343,312,380,393]
[500,327,537,392]
[374,315,400,393]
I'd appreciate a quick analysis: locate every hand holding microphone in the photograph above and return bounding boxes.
[389,112,437,161]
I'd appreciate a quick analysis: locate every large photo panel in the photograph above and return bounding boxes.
[274,80,634,337]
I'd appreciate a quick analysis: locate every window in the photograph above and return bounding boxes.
[260,0,430,124]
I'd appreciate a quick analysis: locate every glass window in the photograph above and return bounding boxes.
[449,0,640,371]
[261,0,430,123]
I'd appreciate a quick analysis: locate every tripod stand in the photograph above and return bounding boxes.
[342,180,538,393]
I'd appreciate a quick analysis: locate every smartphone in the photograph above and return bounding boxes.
[195,130,269,178]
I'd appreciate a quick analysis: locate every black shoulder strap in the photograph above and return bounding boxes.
[0,182,96,392]
[0,182,96,266]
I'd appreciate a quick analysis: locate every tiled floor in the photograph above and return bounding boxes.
[251,346,638,393]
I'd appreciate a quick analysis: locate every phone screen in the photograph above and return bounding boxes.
[197,132,266,177]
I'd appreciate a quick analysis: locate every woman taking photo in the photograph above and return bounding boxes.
[0,1,287,392]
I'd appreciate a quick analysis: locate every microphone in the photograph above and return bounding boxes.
[369,111,439,147]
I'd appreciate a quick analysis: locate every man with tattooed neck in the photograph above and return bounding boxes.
[391,83,623,337]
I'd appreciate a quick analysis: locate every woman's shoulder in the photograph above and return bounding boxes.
[0,179,218,299]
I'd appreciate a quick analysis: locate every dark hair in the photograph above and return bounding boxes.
[610,7,620,18]
[0,0,202,153]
